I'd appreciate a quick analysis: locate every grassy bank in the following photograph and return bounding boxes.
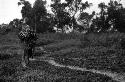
[0,32,125,82]
[42,32,125,73]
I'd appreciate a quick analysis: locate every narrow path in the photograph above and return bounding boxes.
[33,57,125,82]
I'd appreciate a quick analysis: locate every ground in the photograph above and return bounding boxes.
[0,32,125,82]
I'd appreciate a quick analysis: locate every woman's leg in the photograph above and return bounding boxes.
[28,43,35,59]
[28,46,36,61]
[22,47,29,67]
[28,47,33,58]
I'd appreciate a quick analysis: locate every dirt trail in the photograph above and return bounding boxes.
[33,57,125,82]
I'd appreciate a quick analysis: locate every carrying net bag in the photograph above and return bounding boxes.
[18,24,30,43]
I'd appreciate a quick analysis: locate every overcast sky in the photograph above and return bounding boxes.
[0,0,125,24]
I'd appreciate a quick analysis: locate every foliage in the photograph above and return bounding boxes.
[50,0,71,30]
[18,0,32,22]
[107,0,125,32]
[18,0,49,33]
[77,12,95,32]
[8,19,23,33]
[50,0,92,32]
[98,2,109,32]
[17,0,125,33]
[92,0,125,33]
[0,24,10,35]
[65,0,92,30]
[31,0,48,33]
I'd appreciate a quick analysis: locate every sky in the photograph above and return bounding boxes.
[0,0,125,24]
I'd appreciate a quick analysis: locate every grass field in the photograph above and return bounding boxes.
[0,32,125,82]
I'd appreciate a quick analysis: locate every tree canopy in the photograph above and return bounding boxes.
[17,0,125,33]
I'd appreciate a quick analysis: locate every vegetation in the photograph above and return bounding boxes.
[0,0,125,82]
[0,0,124,34]
[0,32,123,82]
[91,0,125,33]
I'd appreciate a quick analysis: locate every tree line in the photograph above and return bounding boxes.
[8,0,125,33]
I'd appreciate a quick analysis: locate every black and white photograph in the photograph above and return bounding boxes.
[0,0,125,82]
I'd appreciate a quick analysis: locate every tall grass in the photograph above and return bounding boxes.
[80,32,125,48]
[39,32,82,40]
[37,32,125,50]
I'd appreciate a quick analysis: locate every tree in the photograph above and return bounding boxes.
[107,0,125,32]
[97,2,110,32]
[65,0,92,30]
[76,12,94,32]
[93,0,125,33]
[50,0,92,32]
[50,0,71,32]
[31,0,47,33]
[18,0,32,25]
[8,19,23,33]
[18,0,49,33]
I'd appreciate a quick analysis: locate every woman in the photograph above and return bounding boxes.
[18,18,37,67]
